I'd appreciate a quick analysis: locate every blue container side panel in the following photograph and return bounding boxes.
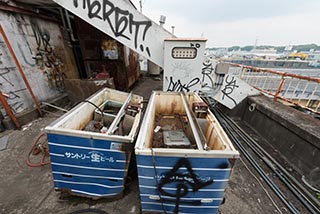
[141,203,219,214]
[48,133,132,197]
[136,154,233,214]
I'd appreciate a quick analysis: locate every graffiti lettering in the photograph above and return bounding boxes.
[0,69,14,86]
[32,23,51,52]
[31,22,66,91]
[200,61,225,92]
[201,61,215,89]
[11,101,24,113]
[157,158,214,213]
[167,76,200,92]
[73,0,152,56]
[221,75,239,106]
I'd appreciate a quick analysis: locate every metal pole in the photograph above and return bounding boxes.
[0,24,43,116]
[0,91,20,128]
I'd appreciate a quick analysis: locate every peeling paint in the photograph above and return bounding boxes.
[0,11,78,116]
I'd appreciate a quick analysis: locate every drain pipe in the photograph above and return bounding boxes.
[65,9,76,42]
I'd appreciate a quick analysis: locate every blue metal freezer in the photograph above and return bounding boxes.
[45,88,143,199]
[135,91,239,213]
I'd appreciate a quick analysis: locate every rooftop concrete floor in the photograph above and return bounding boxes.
[0,74,294,214]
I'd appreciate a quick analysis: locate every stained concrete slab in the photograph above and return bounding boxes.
[0,74,309,214]
[0,135,8,151]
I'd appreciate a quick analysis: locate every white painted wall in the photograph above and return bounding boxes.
[163,39,207,92]
[0,11,77,115]
[53,0,173,67]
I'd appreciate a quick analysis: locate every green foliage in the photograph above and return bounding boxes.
[240,46,254,51]
[293,44,320,52]
[317,192,320,200]
[228,46,241,51]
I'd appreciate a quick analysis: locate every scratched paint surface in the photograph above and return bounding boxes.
[53,0,173,67]
[136,155,232,214]
[47,133,132,197]
[163,40,207,93]
[0,13,77,115]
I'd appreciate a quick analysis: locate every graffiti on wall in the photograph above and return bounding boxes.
[73,0,152,57]
[167,76,200,92]
[166,58,241,107]
[167,60,225,93]
[221,75,239,106]
[166,43,204,92]
[157,158,214,213]
[0,68,26,113]
[31,21,66,90]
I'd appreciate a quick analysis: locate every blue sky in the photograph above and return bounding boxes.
[131,0,320,47]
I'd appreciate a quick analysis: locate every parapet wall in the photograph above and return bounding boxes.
[224,94,320,186]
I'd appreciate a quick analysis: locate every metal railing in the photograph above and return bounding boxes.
[228,63,320,115]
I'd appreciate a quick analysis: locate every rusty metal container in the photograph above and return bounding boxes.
[45,88,143,199]
[135,91,239,213]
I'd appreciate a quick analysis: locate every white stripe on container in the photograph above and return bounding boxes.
[137,165,231,171]
[48,142,124,153]
[141,201,220,208]
[54,179,123,188]
[51,162,127,172]
[139,185,225,192]
[52,171,124,180]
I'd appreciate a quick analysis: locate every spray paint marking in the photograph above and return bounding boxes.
[73,0,152,57]
[157,158,214,213]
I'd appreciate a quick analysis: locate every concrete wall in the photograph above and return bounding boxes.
[224,95,320,186]
[0,10,78,116]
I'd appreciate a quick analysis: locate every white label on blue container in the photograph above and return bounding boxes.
[110,142,121,151]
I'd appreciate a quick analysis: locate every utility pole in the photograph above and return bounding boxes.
[171,26,175,35]
[139,0,142,12]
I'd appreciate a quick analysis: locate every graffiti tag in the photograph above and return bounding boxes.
[31,21,66,90]
[221,75,239,106]
[157,158,214,213]
[167,76,200,92]
[73,0,152,56]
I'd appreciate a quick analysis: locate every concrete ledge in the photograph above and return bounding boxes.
[248,95,320,149]
[223,94,320,184]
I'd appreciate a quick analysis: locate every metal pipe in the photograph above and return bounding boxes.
[180,93,205,150]
[263,157,319,214]
[306,84,318,107]
[213,109,300,214]
[229,62,320,114]
[107,92,133,135]
[214,107,320,212]
[274,74,286,101]
[42,102,68,113]
[0,24,43,117]
[0,4,59,23]
[59,8,68,38]
[65,9,76,42]
[0,91,20,128]
[298,81,309,103]
[229,63,320,83]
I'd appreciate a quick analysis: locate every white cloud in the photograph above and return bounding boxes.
[131,0,320,47]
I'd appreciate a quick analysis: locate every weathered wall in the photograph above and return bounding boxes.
[224,95,320,185]
[0,10,78,116]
